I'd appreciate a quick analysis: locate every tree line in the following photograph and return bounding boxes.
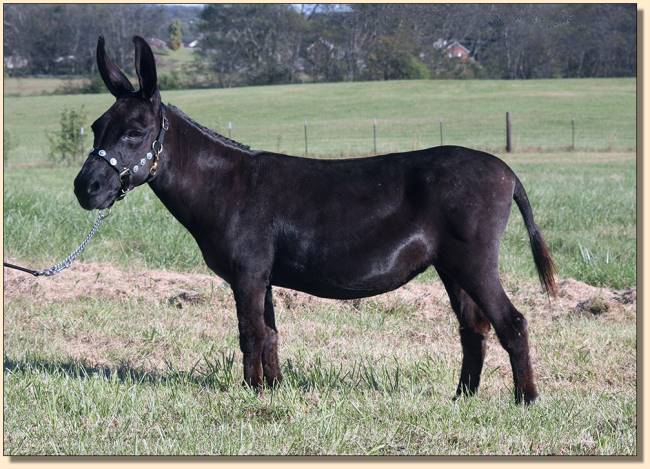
[4,4,636,85]
[3,4,198,76]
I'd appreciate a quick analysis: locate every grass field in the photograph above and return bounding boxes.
[3,76,88,97]
[4,78,636,165]
[3,78,637,455]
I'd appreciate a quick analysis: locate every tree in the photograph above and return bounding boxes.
[3,4,168,76]
[2,4,636,81]
[197,4,307,86]
[168,19,182,50]
[365,34,430,80]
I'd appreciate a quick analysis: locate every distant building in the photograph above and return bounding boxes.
[444,41,471,61]
[188,39,199,48]
[54,55,75,64]
[4,55,28,70]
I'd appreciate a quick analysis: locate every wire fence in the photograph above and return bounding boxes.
[6,111,636,166]
[210,112,636,158]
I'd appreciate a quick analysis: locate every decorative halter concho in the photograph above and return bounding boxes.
[89,104,169,202]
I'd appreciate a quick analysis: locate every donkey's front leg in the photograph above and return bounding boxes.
[232,277,275,389]
[262,287,283,386]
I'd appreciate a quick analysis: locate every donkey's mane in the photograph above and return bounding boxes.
[167,104,253,153]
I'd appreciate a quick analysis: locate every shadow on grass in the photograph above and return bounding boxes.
[3,353,437,394]
[3,352,238,391]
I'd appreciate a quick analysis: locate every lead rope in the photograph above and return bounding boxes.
[3,209,110,277]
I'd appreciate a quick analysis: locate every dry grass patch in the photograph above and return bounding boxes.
[3,262,636,455]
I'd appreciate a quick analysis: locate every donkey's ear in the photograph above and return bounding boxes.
[96,36,135,98]
[133,36,158,100]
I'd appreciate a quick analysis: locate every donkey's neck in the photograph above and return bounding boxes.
[147,104,259,238]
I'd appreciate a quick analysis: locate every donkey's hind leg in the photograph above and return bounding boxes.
[437,270,491,399]
[436,254,538,405]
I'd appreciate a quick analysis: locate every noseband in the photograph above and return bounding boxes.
[89,104,169,202]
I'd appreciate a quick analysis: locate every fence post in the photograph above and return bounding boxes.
[228,121,232,139]
[506,112,512,153]
[439,120,443,146]
[571,118,576,151]
[373,119,377,154]
[304,120,308,156]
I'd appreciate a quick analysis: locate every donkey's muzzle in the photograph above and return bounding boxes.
[74,159,121,210]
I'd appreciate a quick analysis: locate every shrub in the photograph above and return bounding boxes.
[79,74,107,94]
[47,106,88,166]
[404,57,431,80]
[55,74,107,95]
[158,70,185,90]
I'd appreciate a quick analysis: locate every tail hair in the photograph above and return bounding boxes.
[513,177,558,297]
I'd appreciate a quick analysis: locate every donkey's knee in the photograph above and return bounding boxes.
[512,311,528,335]
[495,310,529,354]
[492,308,538,405]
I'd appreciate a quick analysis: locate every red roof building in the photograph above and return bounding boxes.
[445,41,471,61]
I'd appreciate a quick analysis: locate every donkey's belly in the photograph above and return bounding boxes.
[273,266,430,300]
[272,230,434,300]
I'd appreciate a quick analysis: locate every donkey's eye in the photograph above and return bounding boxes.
[123,130,145,141]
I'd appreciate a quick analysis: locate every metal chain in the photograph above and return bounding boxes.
[36,209,110,277]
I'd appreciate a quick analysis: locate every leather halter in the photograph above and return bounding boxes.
[89,104,169,201]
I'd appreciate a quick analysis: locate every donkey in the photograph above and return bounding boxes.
[74,36,556,405]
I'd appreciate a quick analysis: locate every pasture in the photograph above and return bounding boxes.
[3,78,636,455]
[4,78,636,164]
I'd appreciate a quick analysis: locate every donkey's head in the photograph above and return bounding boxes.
[74,36,166,210]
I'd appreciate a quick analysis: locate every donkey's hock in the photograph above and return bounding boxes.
[74,36,557,404]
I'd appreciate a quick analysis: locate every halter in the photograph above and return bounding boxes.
[89,104,169,202]
[3,107,169,277]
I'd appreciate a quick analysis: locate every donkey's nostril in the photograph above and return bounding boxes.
[88,180,100,194]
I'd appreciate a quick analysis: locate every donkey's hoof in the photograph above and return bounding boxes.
[515,391,539,406]
[524,394,539,406]
[452,391,477,402]
[242,379,264,393]
[264,374,284,388]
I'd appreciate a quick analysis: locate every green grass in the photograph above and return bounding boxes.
[3,152,636,289]
[3,76,89,97]
[153,45,198,72]
[4,78,636,165]
[4,289,636,455]
[3,78,636,455]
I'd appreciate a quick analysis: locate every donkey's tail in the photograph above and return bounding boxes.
[513,176,558,297]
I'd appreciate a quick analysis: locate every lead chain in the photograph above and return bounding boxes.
[36,209,110,277]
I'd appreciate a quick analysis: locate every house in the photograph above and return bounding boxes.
[4,55,28,70]
[188,39,199,48]
[147,37,168,50]
[54,55,75,64]
[445,41,471,61]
